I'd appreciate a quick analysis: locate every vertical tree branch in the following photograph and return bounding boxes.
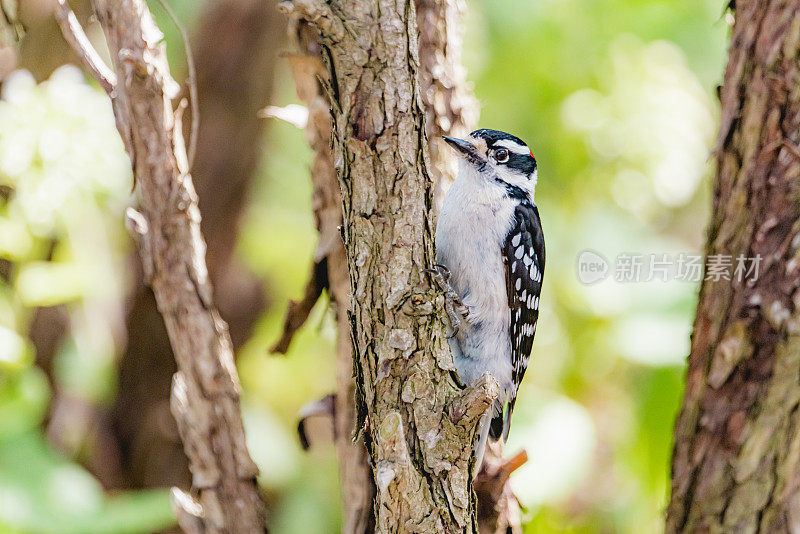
[57,0,266,531]
[667,2,800,532]
[415,2,522,530]
[112,0,281,491]
[415,0,478,210]
[279,16,376,532]
[279,0,495,530]
[54,1,115,91]
[281,1,511,530]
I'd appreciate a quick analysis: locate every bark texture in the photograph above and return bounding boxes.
[279,0,496,531]
[279,2,497,531]
[111,0,281,491]
[58,0,266,531]
[415,0,478,210]
[667,2,800,532]
[415,3,522,531]
[277,16,376,532]
[415,2,522,530]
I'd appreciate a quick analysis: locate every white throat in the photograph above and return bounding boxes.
[456,158,537,201]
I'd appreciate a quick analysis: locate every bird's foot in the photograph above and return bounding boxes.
[425,264,470,338]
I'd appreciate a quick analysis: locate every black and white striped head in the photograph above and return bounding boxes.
[443,129,538,194]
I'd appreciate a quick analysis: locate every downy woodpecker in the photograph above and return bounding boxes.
[435,129,545,464]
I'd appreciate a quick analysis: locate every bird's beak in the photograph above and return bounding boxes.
[442,136,482,165]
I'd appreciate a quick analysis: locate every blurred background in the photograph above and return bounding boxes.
[0,0,728,532]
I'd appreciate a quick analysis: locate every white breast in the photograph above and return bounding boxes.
[435,166,517,396]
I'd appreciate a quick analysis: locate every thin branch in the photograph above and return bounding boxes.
[270,257,328,354]
[296,393,336,450]
[154,0,199,170]
[59,0,266,530]
[500,450,528,477]
[54,0,115,93]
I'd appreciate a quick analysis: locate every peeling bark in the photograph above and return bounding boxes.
[667,2,800,532]
[58,0,267,531]
[278,0,494,531]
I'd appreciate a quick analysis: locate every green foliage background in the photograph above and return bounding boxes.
[0,0,728,532]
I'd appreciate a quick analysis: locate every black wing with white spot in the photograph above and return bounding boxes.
[492,201,545,441]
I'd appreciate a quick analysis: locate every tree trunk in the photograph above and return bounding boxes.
[111,0,282,492]
[415,2,522,532]
[277,16,377,532]
[667,2,800,532]
[57,0,267,531]
[278,1,487,530]
[278,0,496,531]
[415,0,478,210]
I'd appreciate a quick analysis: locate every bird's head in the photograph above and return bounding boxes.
[443,129,537,195]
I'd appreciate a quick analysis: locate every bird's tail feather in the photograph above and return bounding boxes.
[474,410,492,473]
[488,399,516,442]
[489,412,504,441]
[477,399,516,471]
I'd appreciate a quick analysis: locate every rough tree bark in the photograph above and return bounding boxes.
[275,1,483,529]
[277,0,497,531]
[415,3,525,532]
[111,0,282,491]
[667,2,800,532]
[278,1,520,531]
[415,3,523,532]
[415,0,478,210]
[272,17,376,532]
[56,1,266,532]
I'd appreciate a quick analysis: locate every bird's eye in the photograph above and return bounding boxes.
[494,148,509,163]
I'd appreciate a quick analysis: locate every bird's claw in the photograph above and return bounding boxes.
[446,321,460,339]
[426,264,469,337]
[423,264,451,282]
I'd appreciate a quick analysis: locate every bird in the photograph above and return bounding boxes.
[433,128,545,466]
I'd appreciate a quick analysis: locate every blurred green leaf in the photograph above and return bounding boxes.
[0,367,49,439]
[0,216,33,261]
[15,262,86,307]
[0,325,32,372]
[0,432,175,534]
[53,336,116,405]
